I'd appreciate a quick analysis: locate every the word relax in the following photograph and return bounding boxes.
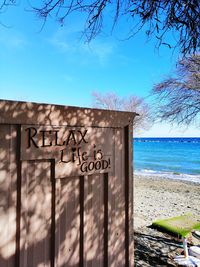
[25,127,88,149]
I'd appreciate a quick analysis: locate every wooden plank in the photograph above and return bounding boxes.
[0,124,17,267]
[126,124,134,267]
[108,128,125,267]
[103,173,108,267]
[124,125,134,267]
[0,100,137,128]
[84,174,104,267]
[55,177,80,267]
[20,161,52,267]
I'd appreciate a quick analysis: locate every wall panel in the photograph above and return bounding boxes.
[108,129,125,267]
[84,174,104,267]
[0,125,17,267]
[55,177,80,267]
[0,100,135,267]
[20,161,52,267]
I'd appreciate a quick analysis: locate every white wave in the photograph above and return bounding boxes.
[134,169,200,184]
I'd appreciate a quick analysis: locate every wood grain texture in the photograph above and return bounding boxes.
[0,100,134,267]
[128,125,134,267]
[0,125,17,267]
[20,161,52,267]
[124,125,134,267]
[84,174,104,267]
[55,177,80,267]
[108,128,125,267]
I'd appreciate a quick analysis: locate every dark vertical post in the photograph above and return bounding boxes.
[15,125,22,267]
[104,173,108,267]
[51,160,56,267]
[124,125,130,267]
[79,176,84,267]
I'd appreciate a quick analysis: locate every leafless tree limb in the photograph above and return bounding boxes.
[152,54,200,126]
[92,91,152,133]
[0,0,199,55]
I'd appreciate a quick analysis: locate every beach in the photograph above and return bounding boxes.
[134,174,200,229]
[134,174,200,266]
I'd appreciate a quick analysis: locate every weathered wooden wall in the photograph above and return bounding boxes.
[0,100,136,267]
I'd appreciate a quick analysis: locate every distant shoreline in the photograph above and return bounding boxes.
[134,170,200,184]
[134,137,200,143]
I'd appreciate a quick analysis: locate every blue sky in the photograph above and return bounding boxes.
[0,3,200,137]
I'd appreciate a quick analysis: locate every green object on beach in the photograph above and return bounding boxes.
[152,214,200,237]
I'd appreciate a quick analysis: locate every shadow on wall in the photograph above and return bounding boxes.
[0,100,136,267]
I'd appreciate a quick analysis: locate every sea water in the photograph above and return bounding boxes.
[134,137,200,183]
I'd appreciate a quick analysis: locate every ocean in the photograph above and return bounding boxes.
[133,137,200,183]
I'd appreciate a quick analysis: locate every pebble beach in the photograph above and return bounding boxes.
[134,174,200,266]
[134,174,200,229]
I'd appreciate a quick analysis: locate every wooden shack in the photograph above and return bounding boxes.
[0,99,136,267]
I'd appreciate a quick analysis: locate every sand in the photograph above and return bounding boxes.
[134,175,200,266]
[134,175,200,229]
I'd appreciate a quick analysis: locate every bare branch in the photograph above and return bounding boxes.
[92,91,152,133]
[152,54,200,126]
[1,0,199,55]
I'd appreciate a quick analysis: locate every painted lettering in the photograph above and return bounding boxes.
[59,148,71,163]
[26,127,39,148]
[82,151,88,161]
[77,130,88,144]
[54,130,63,146]
[40,130,52,147]
[64,130,77,146]
[24,126,112,175]
[80,158,111,173]
[80,161,88,172]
